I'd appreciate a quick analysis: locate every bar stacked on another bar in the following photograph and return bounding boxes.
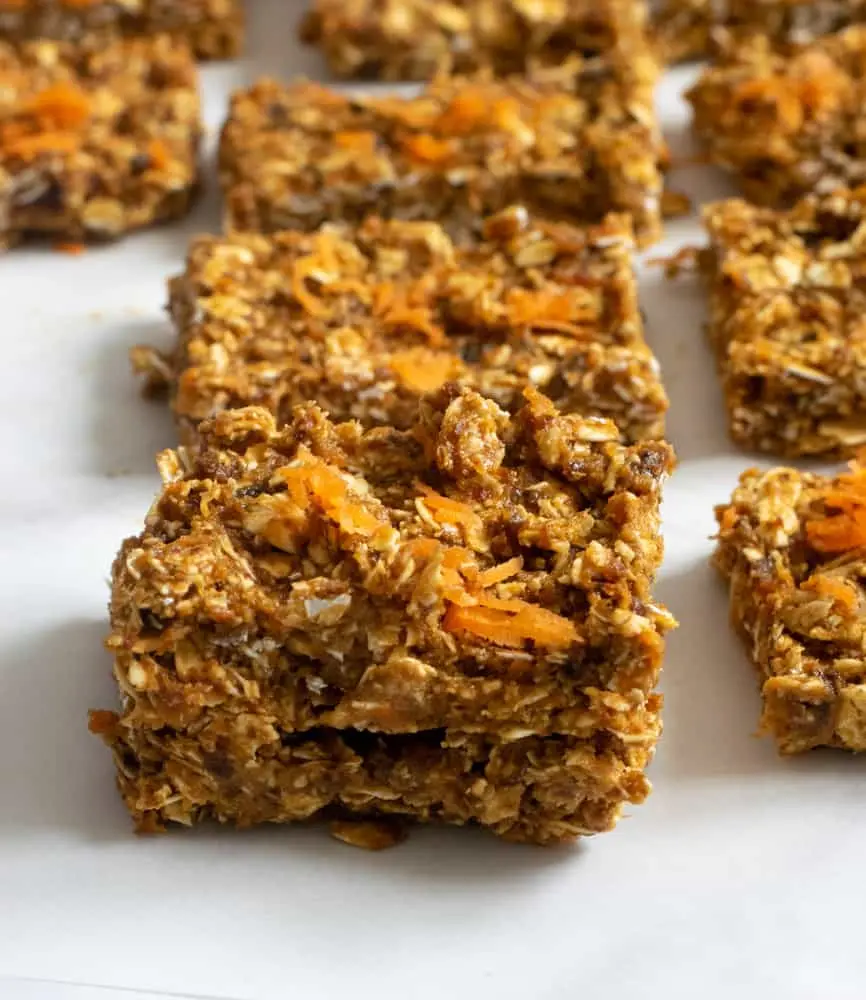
[0,0,244,60]
[298,0,650,80]
[219,54,664,246]
[145,209,666,446]
[0,35,201,249]
[91,386,675,843]
[688,25,866,207]
[716,461,866,754]
[655,0,866,63]
[700,191,866,457]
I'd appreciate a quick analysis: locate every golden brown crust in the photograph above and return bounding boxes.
[156,211,667,445]
[715,463,866,754]
[218,60,665,246]
[95,388,675,842]
[699,192,866,457]
[0,35,201,248]
[298,0,651,81]
[0,0,243,59]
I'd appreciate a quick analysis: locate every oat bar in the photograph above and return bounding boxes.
[0,35,200,249]
[298,0,650,81]
[688,26,866,207]
[715,461,866,753]
[0,0,244,60]
[219,58,664,247]
[699,191,866,457]
[155,210,667,445]
[655,0,866,62]
[91,387,675,842]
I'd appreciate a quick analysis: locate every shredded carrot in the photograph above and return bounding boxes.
[475,556,523,588]
[378,297,446,346]
[335,130,377,153]
[23,82,90,129]
[279,460,381,535]
[806,466,866,552]
[389,347,459,393]
[434,90,488,134]
[505,288,596,335]
[54,241,85,255]
[1,129,79,159]
[802,574,858,611]
[719,506,737,532]
[146,138,171,172]
[401,133,455,164]
[416,482,479,527]
[443,601,577,650]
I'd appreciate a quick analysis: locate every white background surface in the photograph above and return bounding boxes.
[3,3,866,997]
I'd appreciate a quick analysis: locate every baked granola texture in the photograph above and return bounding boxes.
[654,0,866,63]
[91,387,676,843]
[699,192,866,457]
[218,58,665,247]
[0,0,244,60]
[715,461,866,754]
[298,0,651,81]
[688,25,866,207]
[0,35,201,249]
[144,210,667,446]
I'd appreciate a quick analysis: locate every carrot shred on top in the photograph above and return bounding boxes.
[389,347,459,393]
[279,460,381,534]
[401,133,455,164]
[476,556,523,588]
[443,601,577,650]
[802,574,858,610]
[806,467,866,553]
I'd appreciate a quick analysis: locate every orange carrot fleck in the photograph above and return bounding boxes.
[443,600,577,650]
[335,130,377,153]
[389,347,459,393]
[806,467,866,553]
[475,556,523,588]
[802,574,858,611]
[54,241,85,256]
[401,133,454,164]
[146,138,172,171]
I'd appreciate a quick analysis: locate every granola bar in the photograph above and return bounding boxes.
[0,0,244,60]
[91,387,676,843]
[688,26,866,207]
[219,58,665,247]
[154,210,667,446]
[715,461,866,753]
[655,0,866,62]
[0,35,200,248]
[699,191,866,457]
[298,0,650,81]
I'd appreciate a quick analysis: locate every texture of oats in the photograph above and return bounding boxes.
[0,0,244,59]
[688,26,866,206]
[299,0,650,80]
[655,0,866,62]
[149,210,667,445]
[219,56,665,246]
[0,35,201,249]
[715,462,866,753]
[92,387,675,843]
[699,191,866,457]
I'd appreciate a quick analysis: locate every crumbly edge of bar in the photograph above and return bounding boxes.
[90,710,661,844]
[714,465,866,752]
[699,200,866,457]
[102,390,675,739]
[701,191,866,297]
[217,65,664,246]
[298,0,654,81]
[153,213,666,442]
